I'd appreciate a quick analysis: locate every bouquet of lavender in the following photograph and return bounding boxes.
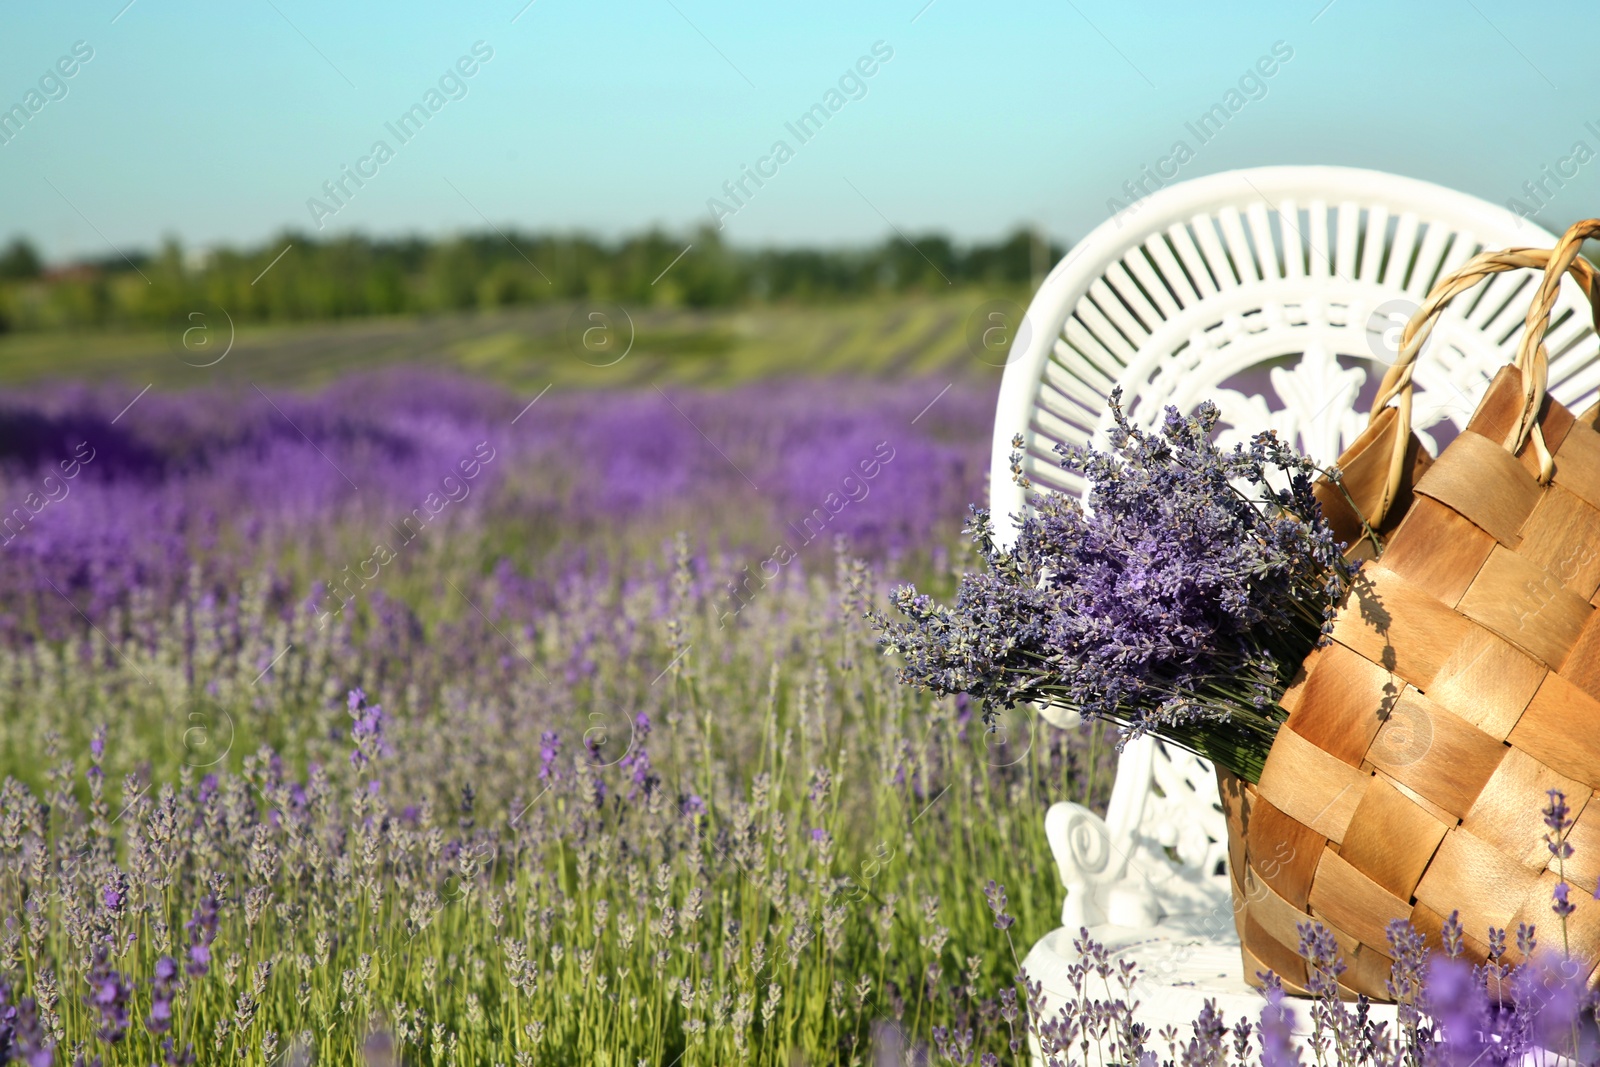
[875,391,1356,782]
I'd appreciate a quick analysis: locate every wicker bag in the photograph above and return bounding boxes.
[1220,219,1600,1001]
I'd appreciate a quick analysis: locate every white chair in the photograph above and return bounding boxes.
[993,165,1600,1045]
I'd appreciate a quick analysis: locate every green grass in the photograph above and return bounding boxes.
[0,539,1105,1066]
[0,289,1026,392]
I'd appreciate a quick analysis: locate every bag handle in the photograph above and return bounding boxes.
[1367,219,1600,527]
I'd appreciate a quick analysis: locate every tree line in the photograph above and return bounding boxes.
[0,225,1063,333]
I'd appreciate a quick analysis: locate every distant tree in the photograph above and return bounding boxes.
[0,225,1080,332]
[0,238,41,280]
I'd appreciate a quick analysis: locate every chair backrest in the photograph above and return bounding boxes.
[993,165,1600,914]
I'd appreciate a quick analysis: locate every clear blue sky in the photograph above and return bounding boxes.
[3,0,1598,261]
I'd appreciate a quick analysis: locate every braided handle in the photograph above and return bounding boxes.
[1367,219,1600,527]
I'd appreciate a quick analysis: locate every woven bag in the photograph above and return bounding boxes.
[1219,218,1600,1001]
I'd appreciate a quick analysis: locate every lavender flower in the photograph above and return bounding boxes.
[537,731,561,782]
[1,984,53,1067]
[1552,882,1575,919]
[876,392,1353,781]
[1440,910,1465,959]
[185,895,220,978]
[1424,955,1493,1067]
[983,881,1014,932]
[347,689,389,768]
[362,1029,396,1067]
[100,872,127,914]
[84,945,132,1044]
[147,956,179,1034]
[1544,790,1578,954]
[617,712,656,799]
[1544,789,1574,853]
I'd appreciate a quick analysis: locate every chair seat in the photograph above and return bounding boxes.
[1022,920,1399,1047]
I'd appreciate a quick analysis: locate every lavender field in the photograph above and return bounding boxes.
[0,370,1110,1065]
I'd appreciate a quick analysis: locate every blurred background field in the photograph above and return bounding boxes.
[0,226,1108,1066]
[0,289,1010,390]
[0,227,1050,389]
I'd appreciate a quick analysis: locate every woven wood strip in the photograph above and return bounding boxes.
[1461,747,1589,871]
[1518,484,1600,600]
[1552,420,1600,511]
[1333,936,1397,1001]
[1240,917,1310,993]
[1254,728,1366,843]
[1277,642,1329,716]
[1336,775,1450,900]
[1377,495,1495,607]
[1469,365,1578,480]
[1308,847,1413,952]
[1328,564,1478,689]
[1506,674,1600,788]
[1413,430,1541,545]
[1413,829,1541,939]
[1369,766,1459,827]
[1245,863,1318,958]
[1244,794,1326,910]
[1312,406,1432,551]
[1365,689,1505,819]
[1562,612,1600,701]
[1423,624,1545,740]
[1282,642,1392,765]
[1456,545,1594,665]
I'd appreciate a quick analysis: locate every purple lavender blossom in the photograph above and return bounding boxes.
[147,956,179,1034]
[0,981,53,1067]
[537,731,561,782]
[1257,983,1302,1067]
[1545,790,1578,936]
[1553,881,1575,919]
[84,945,132,1044]
[185,895,220,977]
[1517,921,1539,957]
[347,689,390,768]
[1425,955,1494,1066]
[0,371,989,642]
[1514,956,1588,1059]
[362,1029,396,1067]
[101,872,127,913]
[876,392,1353,782]
[983,880,1014,932]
